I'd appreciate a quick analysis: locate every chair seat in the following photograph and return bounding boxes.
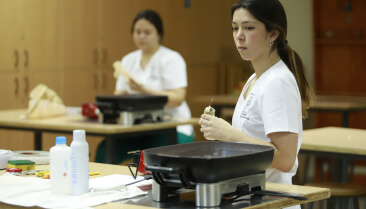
[306,182,366,197]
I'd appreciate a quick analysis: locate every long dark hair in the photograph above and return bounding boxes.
[232,0,314,118]
[131,10,164,42]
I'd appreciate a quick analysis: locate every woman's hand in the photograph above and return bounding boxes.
[128,78,146,93]
[199,114,298,172]
[199,114,234,141]
[128,80,186,107]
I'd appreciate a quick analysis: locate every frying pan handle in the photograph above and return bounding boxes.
[145,165,181,173]
[145,165,193,188]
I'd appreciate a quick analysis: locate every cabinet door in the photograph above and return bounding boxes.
[22,0,63,71]
[63,70,97,106]
[0,73,28,109]
[0,0,22,71]
[63,0,99,69]
[100,0,134,66]
[63,0,100,106]
[96,69,115,95]
[0,0,62,72]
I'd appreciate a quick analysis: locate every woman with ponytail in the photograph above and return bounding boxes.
[199,1,314,207]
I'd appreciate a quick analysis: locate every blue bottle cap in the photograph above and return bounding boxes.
[55,136,67,145]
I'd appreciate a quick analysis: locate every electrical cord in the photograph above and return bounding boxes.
[230,190,308,202]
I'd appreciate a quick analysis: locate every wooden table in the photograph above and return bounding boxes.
[193,95,366,127]
[0,162,330,209]
[0,109,199,164]
[308,95,366,127]
[301,127,366,182]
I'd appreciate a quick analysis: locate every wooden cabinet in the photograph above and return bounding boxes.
[22,0,63,71]
[100,0,135,64]
[63,0,99,70]
[313,0,366,128]
[0,0,62,71]
[62,0,129,106]
[0,0,22,72]
[0,0,27,109]
[0,0,63,108]
[0,0,63,152]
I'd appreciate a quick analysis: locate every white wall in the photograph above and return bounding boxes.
[281,0,314,87]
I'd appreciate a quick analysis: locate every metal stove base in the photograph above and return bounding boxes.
[117,189,283,209]
[152,172,266,207]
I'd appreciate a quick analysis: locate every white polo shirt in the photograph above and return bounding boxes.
[232,60,302,185]
[115,46,193,136]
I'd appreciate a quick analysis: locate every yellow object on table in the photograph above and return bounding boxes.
[35,170,50,177]
[7,160,35,171]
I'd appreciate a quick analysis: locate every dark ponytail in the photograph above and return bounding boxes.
[232,0,314,118]
[279,44,314,118]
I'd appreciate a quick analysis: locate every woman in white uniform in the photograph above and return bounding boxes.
[96,10,194,164]
[199,0,314,208]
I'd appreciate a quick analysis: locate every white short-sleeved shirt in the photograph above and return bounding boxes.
[115,46,193,136]
[232,60,302,186]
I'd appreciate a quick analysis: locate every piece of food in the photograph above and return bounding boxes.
[43,173,50,179]
[204,106,215,116]
[202,105,216,141]
[113,61,141,85]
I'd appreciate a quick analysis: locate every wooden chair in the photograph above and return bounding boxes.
[304,158,366,209]
[305,181,366,209]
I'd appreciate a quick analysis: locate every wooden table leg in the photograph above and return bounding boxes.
[34,130,42,150]
[105,135,115,164]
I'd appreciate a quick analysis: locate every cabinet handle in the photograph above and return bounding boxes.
[102,48,107,64]
[14,77,19,95]
[93,73,98,89]
[94,48,99,65]
[24,49,29,67]
[14,50,19,68]
[24,76,29,94]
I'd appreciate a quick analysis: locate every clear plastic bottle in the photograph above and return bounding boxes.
[70,130,89,195]
[50,136,71,195]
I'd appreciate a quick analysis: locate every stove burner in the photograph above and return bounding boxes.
[151,172,266,207]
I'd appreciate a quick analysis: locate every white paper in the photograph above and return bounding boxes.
[0,173,149,209]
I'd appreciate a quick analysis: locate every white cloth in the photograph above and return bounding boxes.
[232,60,302,209]
[0,173,150,209]
[116,46,193,136]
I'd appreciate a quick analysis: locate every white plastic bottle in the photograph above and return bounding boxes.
[70,130,89,195]
[50,136,71,195]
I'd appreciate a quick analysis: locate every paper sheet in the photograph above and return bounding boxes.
[0,173,150,209]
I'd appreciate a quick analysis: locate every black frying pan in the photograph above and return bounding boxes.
[144,141,274,186]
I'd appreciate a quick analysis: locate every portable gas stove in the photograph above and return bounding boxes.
[151,171,266,207]
[144,141,275,207]
[95,94,168,125]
